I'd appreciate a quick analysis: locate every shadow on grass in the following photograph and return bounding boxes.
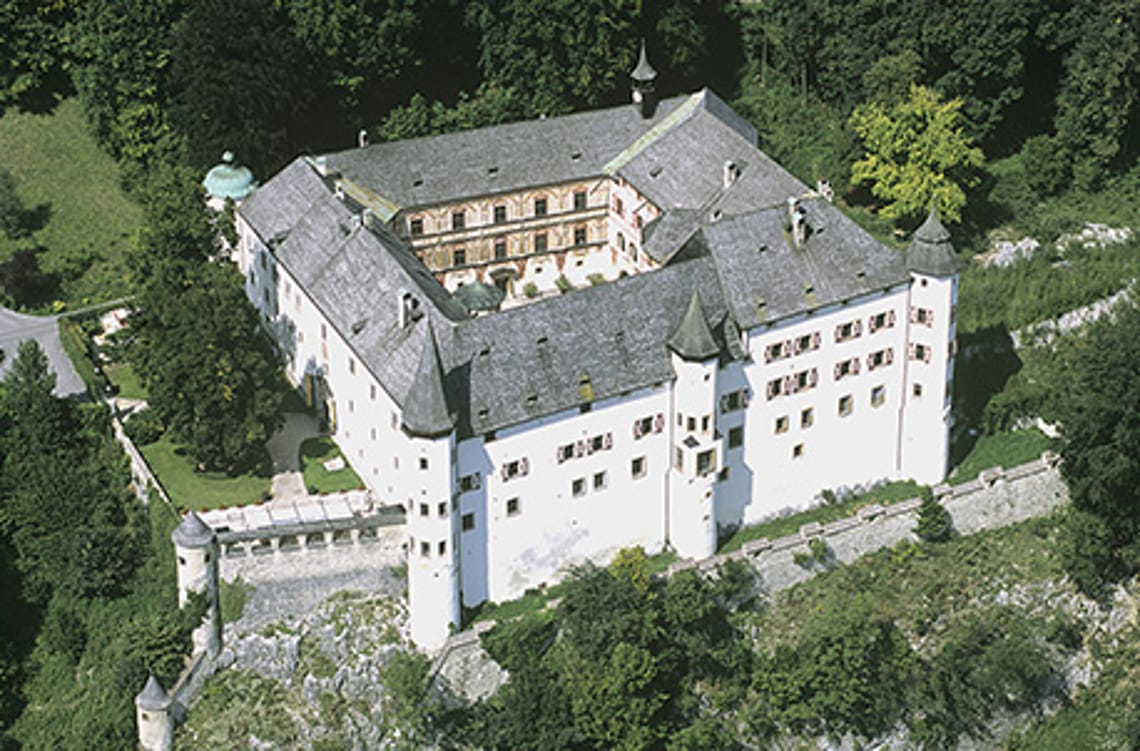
[952,324,1022,466]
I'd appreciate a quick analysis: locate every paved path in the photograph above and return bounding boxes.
[0,305,84,396]
[265,411,320,505]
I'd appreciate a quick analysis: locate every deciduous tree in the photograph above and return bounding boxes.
[849,84,984,223]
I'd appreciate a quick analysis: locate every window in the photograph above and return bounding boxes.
[674,446,684,471]
[687,416,696,432]
[370,384,376,400]
[618,232,626,250]
[767,377,784,399]
[593,471,607,490]
[796,370,810,391]
[534,232,548,252]
[835,319,862,342]
[913,343,929,361]
[574,226,587,245]
[321,323,327,340]
[614,196,624,215]
[454,247,466,265]
[348,357,355,374]
[419,503,428,517]
[420,541,430,557]
[502,458,529,480]
[913,383,923,397]
[916,307,929,325]
[770,341,784,359]
[557,443,576,463]
[409,218,423,236]
[572,477,586,497]
[419,457,429,470]
[697,449,716,476]
[871,385,886,407]
[634,415,653,438]
[721,390,746,413]
[728,426,744,449]
[775,416,789,434]
[438,502,447,517]
[834,357,859,380]
[868,348,893,370]
[632,456,646,478]
[459,473,481,492]
[494,239,507,259]
[801,407,814,428]
[574,191,587,210]
[506,497,520,516]
[793,443,805,459]
[452,211,465,230]
[534,197,547,217]
[493,205,507,224]
[701,415,711,433]
[838,395,853,417]
[870,310,895,332]
[462,513,475,531]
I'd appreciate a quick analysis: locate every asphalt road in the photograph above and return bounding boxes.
[0,305,85,397]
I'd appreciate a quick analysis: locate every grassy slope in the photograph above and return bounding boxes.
[299,436,365,494]
[0,98,141,307]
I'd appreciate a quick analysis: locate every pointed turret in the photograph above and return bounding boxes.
[669,290,719,361]
[630,40,658,118]
[403,320,454,437]
[136,675,170,712]
[906,205,958,277]
[171,512,213,549]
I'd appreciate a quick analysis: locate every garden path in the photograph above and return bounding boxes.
[266,411,319,506]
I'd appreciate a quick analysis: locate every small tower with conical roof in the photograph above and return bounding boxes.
[667,290,721,559]
[135,674,174,751]
[630,40,658,119]
[403,320,461,650]
[900,205,959,484]
[171,512,221,658]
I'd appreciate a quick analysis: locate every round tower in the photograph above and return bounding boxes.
[135,674,174,751]
[900,206,959,485]
[171,512,221,658]
[630,40,658,119]
[402,321,461,650]
[666,290,721,559]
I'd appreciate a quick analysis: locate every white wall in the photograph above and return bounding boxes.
[464,386,670,604]
[901,273,957,484]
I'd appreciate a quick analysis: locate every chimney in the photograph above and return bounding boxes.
[723,160,740,189]
[358,128,369,148]
[788,197,807,247]
[360,208,373,229]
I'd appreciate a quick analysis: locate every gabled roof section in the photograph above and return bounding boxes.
[906,206,959,276]
[322,94,693,211]
[669,290,720,361]
[705,199,909,330]
[402,320,454,437]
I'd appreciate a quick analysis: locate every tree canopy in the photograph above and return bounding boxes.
[849,84,984,223]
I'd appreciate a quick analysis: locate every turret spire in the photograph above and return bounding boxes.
[630,40,658,118]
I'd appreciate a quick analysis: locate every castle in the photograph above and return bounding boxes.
[229,48,958,649]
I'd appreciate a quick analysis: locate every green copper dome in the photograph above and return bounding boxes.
[203,151,256,201]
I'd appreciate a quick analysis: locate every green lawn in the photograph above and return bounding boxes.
[0,98,141,308]
[720,479,923,553]
[104,361,147,400]
[949,428,1052,485]
[140,436,270,511]
[299,436,365,495]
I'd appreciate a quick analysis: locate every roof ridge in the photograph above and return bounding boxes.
[603,91,706,175]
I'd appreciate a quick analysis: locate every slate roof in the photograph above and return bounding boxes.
[322,94,692,211]
[171,512,213,548]
[906,206,959,276]
[136,675,170,711]
[669,291,720,360]
[241,91,919,438]
[402,321,455,437]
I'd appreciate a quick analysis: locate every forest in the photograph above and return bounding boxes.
[1,0,1140,748]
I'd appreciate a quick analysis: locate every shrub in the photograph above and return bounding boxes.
[555,274,572,293]
[523,282,538,298]
[1021,135,1068,198]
